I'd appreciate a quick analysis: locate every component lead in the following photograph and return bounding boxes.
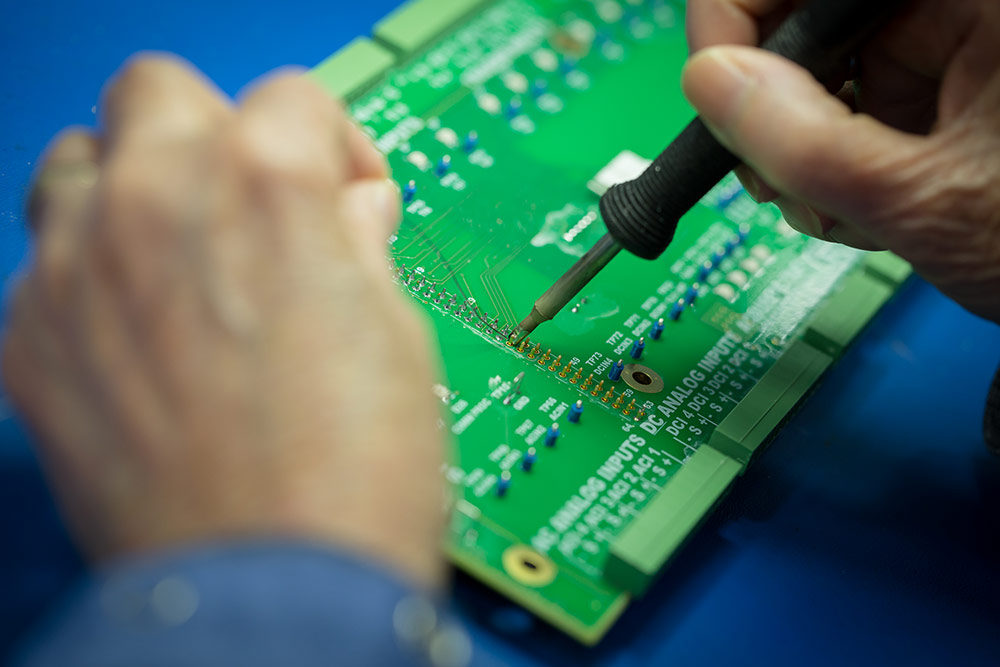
[650,318,665,340]
[403,180,417,203]
[496,470,511,497]
[686,282,700,305]
[521,447,537,472]
[669,299,685,321]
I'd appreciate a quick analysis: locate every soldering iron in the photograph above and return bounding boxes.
[515,0,909,339]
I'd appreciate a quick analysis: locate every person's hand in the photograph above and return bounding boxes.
[682,0,1000,324]
[3,55,446,589]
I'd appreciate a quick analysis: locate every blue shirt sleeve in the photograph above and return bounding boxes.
[13,542,475,667]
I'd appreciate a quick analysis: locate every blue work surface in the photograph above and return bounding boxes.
[2,2,998,665]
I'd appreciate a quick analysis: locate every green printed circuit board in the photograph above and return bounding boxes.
[310,0,911,644]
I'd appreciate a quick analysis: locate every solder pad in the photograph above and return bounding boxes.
[310,0,910,644]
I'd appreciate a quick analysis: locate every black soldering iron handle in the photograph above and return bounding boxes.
[600,0,909,260]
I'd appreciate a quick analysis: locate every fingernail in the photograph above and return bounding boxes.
[738,168,764,203]
[683,47,752,132]
[737,168,778,204]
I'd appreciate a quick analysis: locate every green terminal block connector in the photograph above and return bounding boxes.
[309,37,396,102]
[709,341,833,467]
[605,446,743,596]
[374,0,492,55]
[863,251,913,287]
[802,272,893,357]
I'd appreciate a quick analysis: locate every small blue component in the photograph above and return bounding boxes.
[402,180,417,204]
[630,337,645,360]
[717,186,743,210]
[724,237,738,254]
[670,298,685,321]
[531,79,547,97]
[560,57,577,74]
[506,98,523,119]
[463,131,479,153]
[435,156,452,177]
[496,471,511,497]
[545,424,559,447]
[521,447,537,472]
[568,400,584,423]
[699,260,713,282]
[686,283,700,305]
[650,318,665,340]
[608,359,625,382]
[711,250,726,268]
[738,223,751,242]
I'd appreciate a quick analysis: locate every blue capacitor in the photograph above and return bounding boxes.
[435,155,452,176]
[531,79,547,97]
[630,337,645,360]
[402,180,417,203]
[650,318,665,340]
[670,298,685,321]
[724,237,738,254]
[506,98,523,119]
[560,57,577,74]
[738,223,751,242]
[711,250,726,267]
[686,283,700,305]
[522,447,537,471]
[496,471,511,497]
[463,131,479,153]
[608,359,625,382]
[545,424,559,447]
[568,400,584,423]
[698,260,713,282]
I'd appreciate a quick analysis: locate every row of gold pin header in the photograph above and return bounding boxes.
[506,334,646,420]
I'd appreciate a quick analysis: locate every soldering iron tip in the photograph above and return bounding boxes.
[515,310,542,341]
[512,328,531,347]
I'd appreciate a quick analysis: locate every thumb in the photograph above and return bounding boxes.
[681,46,924,233]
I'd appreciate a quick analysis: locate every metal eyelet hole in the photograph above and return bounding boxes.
[623,364,664,393]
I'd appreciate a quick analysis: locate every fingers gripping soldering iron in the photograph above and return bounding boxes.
[514,0,909,340]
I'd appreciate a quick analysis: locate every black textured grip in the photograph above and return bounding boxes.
[601,0,909,259]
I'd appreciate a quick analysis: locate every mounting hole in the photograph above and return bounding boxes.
[623,363,665,393]
[502,545,557,587]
